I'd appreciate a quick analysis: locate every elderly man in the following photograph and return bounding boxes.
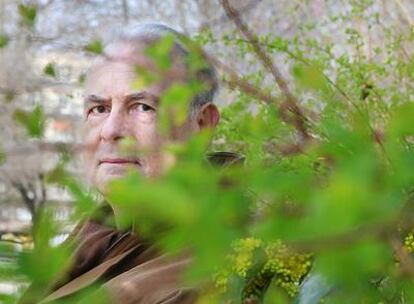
[18,24,243,304]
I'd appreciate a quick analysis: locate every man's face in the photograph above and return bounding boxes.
[82,45,192,193]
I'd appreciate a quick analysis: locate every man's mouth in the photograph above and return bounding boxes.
[99,158,141,166]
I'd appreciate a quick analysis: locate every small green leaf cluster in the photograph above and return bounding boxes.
[84,39,103,54]
[18,4,37,28]
[13,105,45,138]
[0,34,9,48]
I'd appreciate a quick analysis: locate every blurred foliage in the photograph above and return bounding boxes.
[18,4,37,28]
[13,105,45,138]
[2,0,414,303]
[43,62,57,78]
[0,34,9,48]
[84,39,103,55]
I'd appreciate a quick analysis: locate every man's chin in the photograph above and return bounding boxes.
[95,166,143,193]
[94,173,122,193]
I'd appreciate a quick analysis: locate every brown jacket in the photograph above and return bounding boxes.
[21,152,244,304]
[42,217,196,304]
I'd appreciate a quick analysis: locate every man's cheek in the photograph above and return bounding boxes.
[83,132,100,148]
[85,159,96,182]
[133,131,160,155]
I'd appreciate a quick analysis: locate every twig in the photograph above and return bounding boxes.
[226,37,357,109]
[210,57,313,155]
[219,0,311,142]
[197,0,262,31]
[394,0,413,27]
[121,0,129,24]
[210,56,280,105]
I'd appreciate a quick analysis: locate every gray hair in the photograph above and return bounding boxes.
[102,23,218,117]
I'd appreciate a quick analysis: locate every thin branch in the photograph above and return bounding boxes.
[210,56,280,105]
[197,0,262,31]
[394,0,413,27]
[121,0,129,24]
[219,0,311,141]
[208,56,313,155]
[11,181,36,218]
[39,173,47,211]
[226,37,357,109]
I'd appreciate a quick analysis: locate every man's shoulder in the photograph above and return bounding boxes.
[46,230,196,303]
[104,253,196,304]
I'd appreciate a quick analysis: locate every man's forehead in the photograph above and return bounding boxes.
[85,60,187,96]
[87,60,135,79]
[84,61,135,93]
[85,41,158,82]
[104,41,150,62]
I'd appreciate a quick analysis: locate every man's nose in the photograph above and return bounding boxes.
[100,110,128,142]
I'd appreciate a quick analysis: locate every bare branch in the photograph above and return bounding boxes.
[121,0,129,24]
[197,0,261,31]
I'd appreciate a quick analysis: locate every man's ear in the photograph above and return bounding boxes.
[196,103,220,130]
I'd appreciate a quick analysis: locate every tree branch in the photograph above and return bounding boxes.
[219,0,311,141]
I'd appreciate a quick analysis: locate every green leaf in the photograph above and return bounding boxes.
[159,83,194,133]
[18,4,37,27]
[145,34,174,70]
[43,62,56,78]
[13,104,45,138]
[0,150,5,165]
[292,63,327,91]
[0,34,9,48]
[316,240,392,286]
[78,73,86,85]
[84,39,103,54]
[388,102,414,137]
[17,208,71,292]
[0,293,17,304]
[107,171,196,232]
[133,65,160,88]
[270,36,289,52]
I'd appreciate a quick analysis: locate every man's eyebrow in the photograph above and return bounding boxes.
[125,91,159,104]
[84,94,110,104]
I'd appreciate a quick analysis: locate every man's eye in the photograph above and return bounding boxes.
[89,105,110,115]
[131,103,155,113]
